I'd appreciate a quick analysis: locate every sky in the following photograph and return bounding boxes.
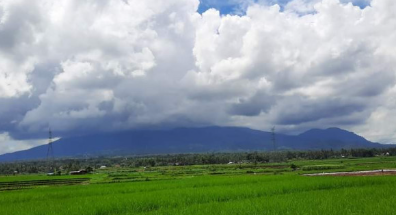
[0,0,396,154]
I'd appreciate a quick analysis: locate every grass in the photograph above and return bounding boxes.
[1,156,396,214]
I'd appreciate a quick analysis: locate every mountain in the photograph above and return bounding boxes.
[298,127,378,149]
[0,126,384,162]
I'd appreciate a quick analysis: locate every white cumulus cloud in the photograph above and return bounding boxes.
[1,0,396,153]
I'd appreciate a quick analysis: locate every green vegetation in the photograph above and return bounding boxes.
[1,147,396,175]
[1,156,396,214]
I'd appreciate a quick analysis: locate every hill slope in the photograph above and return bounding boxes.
[298,127,380,149]
[0,126,383,162]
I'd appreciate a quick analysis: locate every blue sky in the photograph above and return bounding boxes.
[198,0,247,15]
[197,0,371,15]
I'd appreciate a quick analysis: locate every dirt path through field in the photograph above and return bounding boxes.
[304,169,396,176]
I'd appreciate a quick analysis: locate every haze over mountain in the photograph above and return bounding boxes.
[0,127,384,162]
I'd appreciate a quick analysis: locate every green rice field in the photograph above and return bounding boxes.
[1,156,396,215]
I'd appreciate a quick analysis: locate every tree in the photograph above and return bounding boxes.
[86,166,93,173]
[290,163,298,171]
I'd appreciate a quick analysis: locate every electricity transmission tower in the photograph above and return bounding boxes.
[47,127,54,172]
[271,126,277,151]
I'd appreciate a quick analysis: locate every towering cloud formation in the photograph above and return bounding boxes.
[0,0,396,153]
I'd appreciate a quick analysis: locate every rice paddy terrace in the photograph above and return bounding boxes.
[0,177,89,191]
[1,156,396,215]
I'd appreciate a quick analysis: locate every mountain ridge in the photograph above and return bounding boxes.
[0,126,385,162]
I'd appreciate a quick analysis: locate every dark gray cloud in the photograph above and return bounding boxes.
[272,96,367,125]
[229,91,276,116]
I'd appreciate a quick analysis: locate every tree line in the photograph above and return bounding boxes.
[0,147,395,175]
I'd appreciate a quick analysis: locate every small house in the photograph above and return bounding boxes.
[69,169,88,175]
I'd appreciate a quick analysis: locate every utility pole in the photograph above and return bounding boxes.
[271,126,276,151]
[47,127,54,172]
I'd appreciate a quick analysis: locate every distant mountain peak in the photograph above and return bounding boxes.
[0,126,383,162]
[298,127,369,143]
[325,127,353,132]
[300,127,354,135]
